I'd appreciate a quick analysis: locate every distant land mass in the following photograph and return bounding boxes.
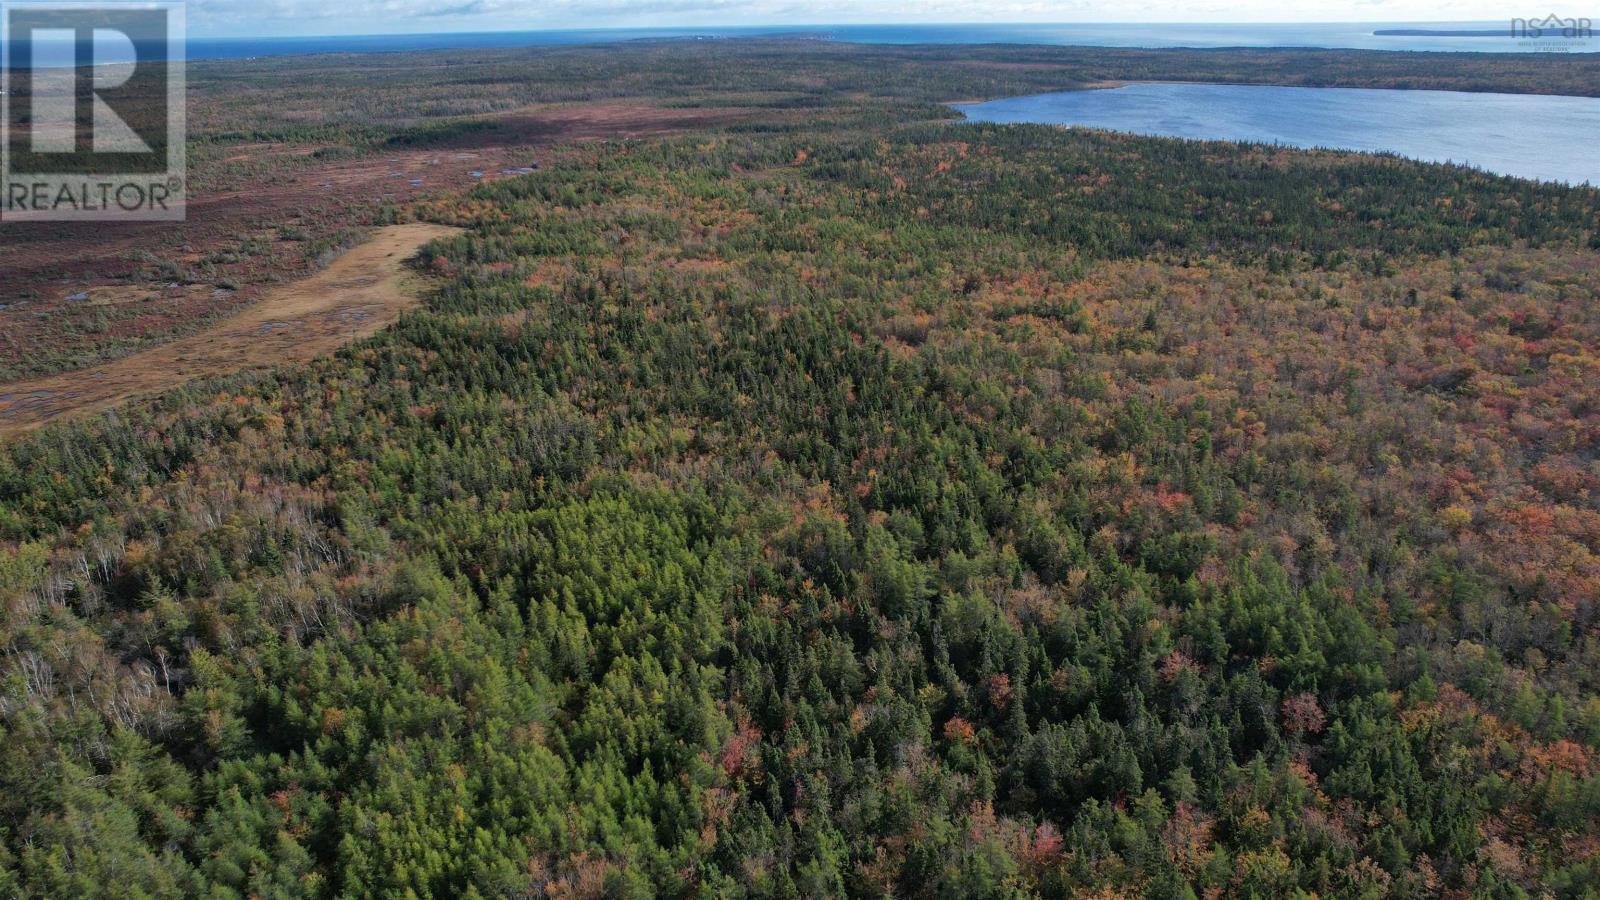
[1374,28,1510,37]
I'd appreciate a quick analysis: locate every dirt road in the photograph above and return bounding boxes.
[0,223,460,438]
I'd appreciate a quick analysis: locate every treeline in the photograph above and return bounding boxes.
[816,123,1600,264]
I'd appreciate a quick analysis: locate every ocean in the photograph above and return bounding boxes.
[184,22,1597,60]
[8,22,1595,68]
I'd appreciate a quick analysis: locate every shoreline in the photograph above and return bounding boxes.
[946,77,1600,107]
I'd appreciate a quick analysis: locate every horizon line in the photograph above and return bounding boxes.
[183,19,1527,41]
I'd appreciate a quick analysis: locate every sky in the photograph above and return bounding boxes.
[182,0,1540,38]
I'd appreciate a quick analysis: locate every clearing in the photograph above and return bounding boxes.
[0,223,459,438]
[0,101,765,379]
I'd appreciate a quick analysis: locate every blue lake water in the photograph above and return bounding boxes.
[954,83,1600,186]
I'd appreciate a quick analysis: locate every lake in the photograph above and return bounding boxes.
[953,83,1600,186]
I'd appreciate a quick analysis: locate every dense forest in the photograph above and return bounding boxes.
[10,37,1596,380]
[5,39,1600,898]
